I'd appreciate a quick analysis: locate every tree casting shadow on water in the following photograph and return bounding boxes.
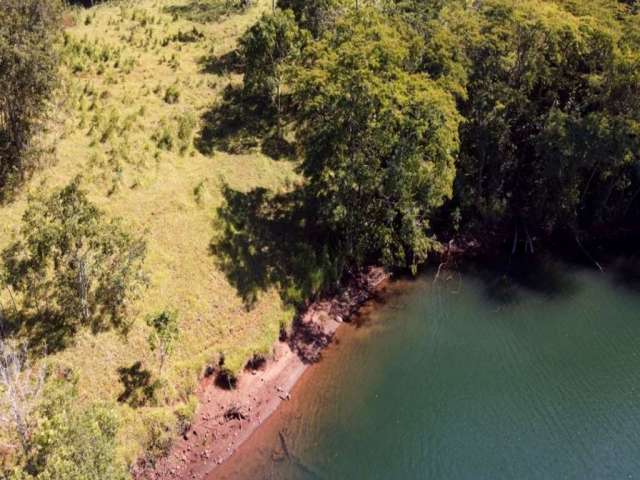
[473,253,579,306]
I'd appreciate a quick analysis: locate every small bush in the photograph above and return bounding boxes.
[176,112,196,154]
[100,109,120,143]
[21,377,128,480]
[163,84,180,104]
[193,179,207,205]
[153,124,175,151]
[174,395,198,435]
[141,409,176,461]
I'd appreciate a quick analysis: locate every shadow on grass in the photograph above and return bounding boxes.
[0,308,78,356]
[66,0,107,6]
[211,184,340,310]
[195,85,296,160]
[117,361,159,408]
[198,49,243,75]
[164,0,250,23]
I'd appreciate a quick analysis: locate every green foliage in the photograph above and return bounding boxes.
[18,377,127,480]
[164,0,253,24]
[291,10,461,272]
[138,408,176,461]
[278,0,349,37]
[0,0,61,196]
[2,177,148,334]
[176,112,197,155]
[239,10,309,104]
[163,84,180,104]
[153,122,175,151]
[146,310,180,375]
[454,0,640,230]
[174,394,198,434]
[390,0,474,101]
[29,406,125,480]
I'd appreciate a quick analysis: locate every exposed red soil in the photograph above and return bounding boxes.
[133,267,389,480]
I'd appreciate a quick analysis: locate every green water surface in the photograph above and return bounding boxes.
[216,263,640,480]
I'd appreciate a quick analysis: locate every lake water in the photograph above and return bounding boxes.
[214,261,640,480]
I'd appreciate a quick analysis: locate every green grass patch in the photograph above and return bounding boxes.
[0,0,296,467]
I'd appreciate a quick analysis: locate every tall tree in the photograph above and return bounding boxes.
[2,178,148,334]
[0,0,61,197]
[146,310,180,376]
[239,9,309,114]
[292,10,461,272]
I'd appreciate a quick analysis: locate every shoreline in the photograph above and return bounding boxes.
[133,267,389,480]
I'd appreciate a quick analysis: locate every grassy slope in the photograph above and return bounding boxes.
[0,0,295,465]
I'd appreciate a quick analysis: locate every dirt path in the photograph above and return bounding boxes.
[133,267,388,480]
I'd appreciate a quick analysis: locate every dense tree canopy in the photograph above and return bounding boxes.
[2,0,640,470]
[239,9,309,105]
[291,10,462,272]
[457,0,639,231]
[0,0,61,197]
[277,0,349,37]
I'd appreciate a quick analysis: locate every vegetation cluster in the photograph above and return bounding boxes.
[0,0,638,477]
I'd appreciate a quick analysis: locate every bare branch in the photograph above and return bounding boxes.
[0,329,45,453]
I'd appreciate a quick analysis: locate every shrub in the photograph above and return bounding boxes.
[146,310,180,376]
[163,0,254,24]
[163,84,180,104]
[176,112,196,154]
[174,395,198,435]
[141,409,175,461]
[153,123,175,151]
[18,376,128,480]
[28,404,127,480]
[193,179,207,205]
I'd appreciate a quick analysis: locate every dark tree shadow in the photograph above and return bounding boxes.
[261,132,297,160]
[66,0,106,6]
[211,184,340,310]
[471,254,578,306]
[164,0,250,23]
[117,361,159,408]
[196,85,270,155]
[196,85,296,160]
[214,369,238,390]
[612,255,640,293]
[245,353,267,371]
[198,49,243,75]
[0,308,78,357]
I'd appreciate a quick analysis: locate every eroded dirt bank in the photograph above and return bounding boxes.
[134,267,388,480]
